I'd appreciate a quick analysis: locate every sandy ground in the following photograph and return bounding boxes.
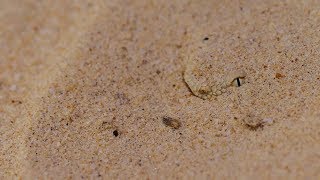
[0,0,320,179]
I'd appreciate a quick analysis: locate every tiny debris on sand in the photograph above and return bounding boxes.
[275,73,285,79]
[162,116,181,129]
[243,113,263,128]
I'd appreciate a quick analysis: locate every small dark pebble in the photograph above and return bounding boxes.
[113,130,119,137]
[203,37,209,41]
[162,116,181,129]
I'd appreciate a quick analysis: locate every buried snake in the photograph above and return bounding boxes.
[182,34,269,128]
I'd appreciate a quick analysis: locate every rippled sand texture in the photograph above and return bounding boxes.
[0,0,319,179]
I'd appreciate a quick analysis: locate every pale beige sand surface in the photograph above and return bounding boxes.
[0,0,320,179]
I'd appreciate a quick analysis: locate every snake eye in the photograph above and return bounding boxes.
[231,77,245,87]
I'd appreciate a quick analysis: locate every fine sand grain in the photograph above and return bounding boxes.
[1,0,320,179]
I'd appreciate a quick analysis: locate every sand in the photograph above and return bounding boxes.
[0,0,319,179]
